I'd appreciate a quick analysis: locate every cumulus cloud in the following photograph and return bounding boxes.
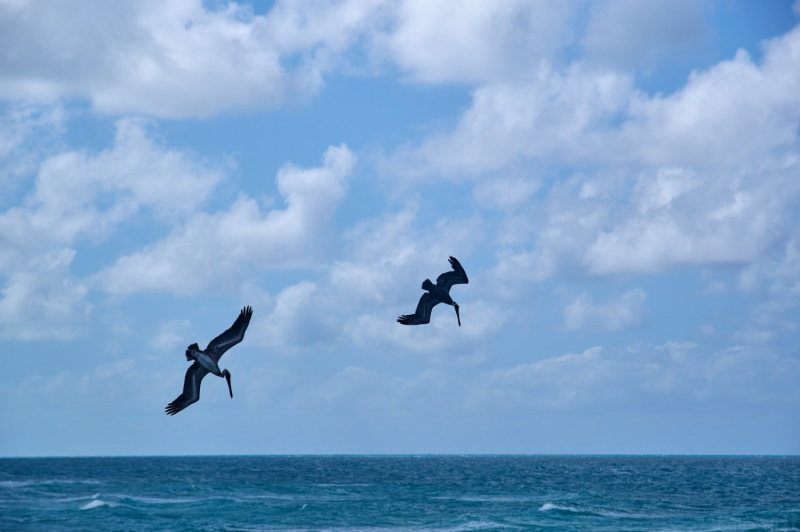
[0,1,290,117]
[0,118,222,257]
[617,32,800,168]
[0,0,583,117]
[0,118,223,339]
[251,281,328,349]
[563,288,646,331]
[96,144,355,295]
[380,0,578,84]
[0,248,90,340]
[394,22,800,173]
[401,22,800,289]
[385,63,633,178]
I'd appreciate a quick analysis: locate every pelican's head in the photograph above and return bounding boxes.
[222,369,233,398]
[453,301,461,327]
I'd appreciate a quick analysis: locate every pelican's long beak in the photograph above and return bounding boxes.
[454,303,461,327]
[224,370,233,398]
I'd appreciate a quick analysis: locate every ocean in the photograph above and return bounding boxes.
[1,456,798,531]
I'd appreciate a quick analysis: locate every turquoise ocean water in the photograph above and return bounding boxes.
[1,456,799,531]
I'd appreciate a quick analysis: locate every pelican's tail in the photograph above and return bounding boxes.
[421,279,434,291]
[185,343,199,361]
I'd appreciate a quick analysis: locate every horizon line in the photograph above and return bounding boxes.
[3,453,799,459]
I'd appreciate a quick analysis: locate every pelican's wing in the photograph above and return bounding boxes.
[397,293,440,325]
[165,363,209,416]
[435,256,469,292]
[206,306,253,362]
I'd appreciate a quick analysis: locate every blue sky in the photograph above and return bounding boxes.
[1,0,799,456]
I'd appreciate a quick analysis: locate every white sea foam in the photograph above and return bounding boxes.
[80,499,114,510]
[0,480,33,488]
[539,503,649,518]
[539,502,577,512]
[434,521,515,532]
[126,495,200,505]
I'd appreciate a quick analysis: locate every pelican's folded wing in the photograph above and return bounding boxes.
[165,363,209,416]
[435,256,469,292]
[206,306,253,362]
[397,293,440,325]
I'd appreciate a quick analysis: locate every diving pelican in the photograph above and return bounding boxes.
[165,306,253,415]
[398,256,468,326]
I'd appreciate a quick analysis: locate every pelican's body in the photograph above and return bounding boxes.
[187,344,224,376]
[398,256,468,326]
[165,306,253,415]
[426,284,455,306]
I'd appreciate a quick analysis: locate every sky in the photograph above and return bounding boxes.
[1,0,799,457]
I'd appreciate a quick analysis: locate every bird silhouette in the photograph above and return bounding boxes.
[398,256,468,326]
[165,306,252,415]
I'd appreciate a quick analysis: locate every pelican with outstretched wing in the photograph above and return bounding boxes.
[398,256,468,326]
[165,306,253,415]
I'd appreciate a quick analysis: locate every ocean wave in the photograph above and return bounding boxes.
[539,502,660,519]
[432,495,543,503]
[80,498,116,510]
[123,495,204,505]
[0,479,100,488]
[538,502,606,516]
[539,502,578,512]
[440,521,517,532]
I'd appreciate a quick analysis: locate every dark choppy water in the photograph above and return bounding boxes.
[1,456,799,531]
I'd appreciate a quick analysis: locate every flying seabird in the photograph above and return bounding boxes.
[398,256,468,326]
[165,306,253,415]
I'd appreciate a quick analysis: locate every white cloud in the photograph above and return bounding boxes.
[563,288,646,331]
[385,63,633,178]
[0,118,224,339]
[394,23,800,174]
[633,167,700,213]
[251,281,325,349]
[472,341,800,410]
[582,0,711,69]
[0,103,65,188]
[615,33,800,169]
[96,144,355,295]
[0,118,222,257]
[403,23,800,286]
[0,248,90,340]
[0,0,591,118]
[0,0,583,118]
[380,0,578,84]
[0,1,289,117]
[0,0,400,117]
